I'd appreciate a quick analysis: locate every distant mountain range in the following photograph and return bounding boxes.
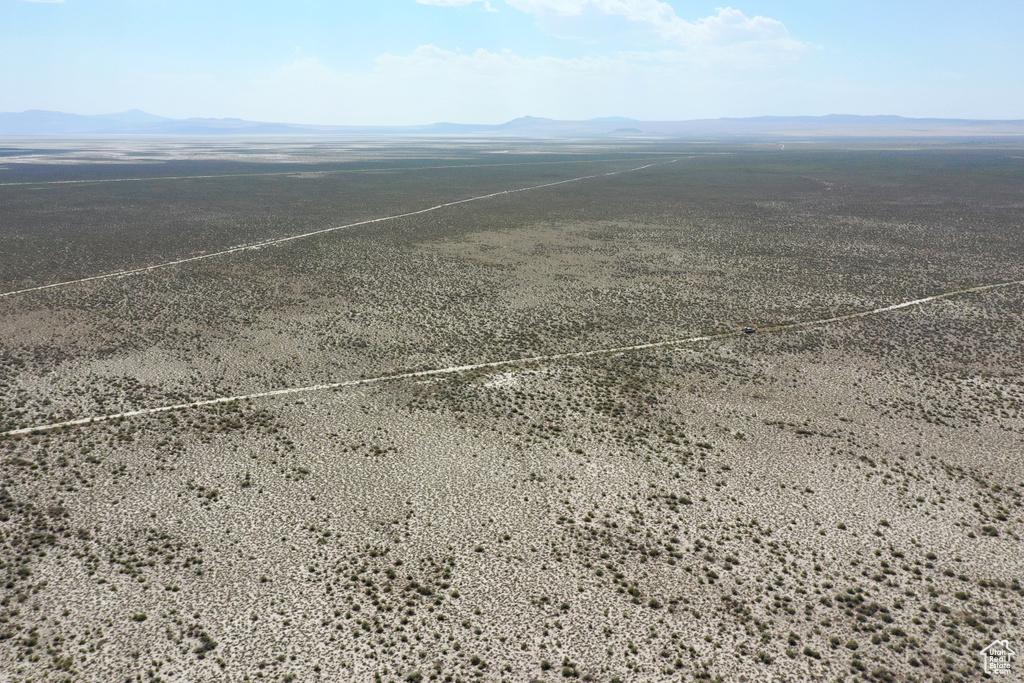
[2,110,1023,138]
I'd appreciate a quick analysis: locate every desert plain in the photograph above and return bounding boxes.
[0,138,1022,682]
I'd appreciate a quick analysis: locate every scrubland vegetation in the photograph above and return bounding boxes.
[0,139,1022,681]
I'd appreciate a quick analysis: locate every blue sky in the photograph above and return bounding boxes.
[2,0,1022,124]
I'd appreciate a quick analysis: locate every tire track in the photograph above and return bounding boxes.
[0,159,674,299]
[3,277,1019,437]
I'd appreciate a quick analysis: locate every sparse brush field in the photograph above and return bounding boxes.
[0,138,1022,682]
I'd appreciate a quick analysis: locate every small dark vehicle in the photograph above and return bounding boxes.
[743,327,756,334]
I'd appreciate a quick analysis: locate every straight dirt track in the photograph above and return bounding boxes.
[3,277,1020,437]
[0,159,673,299]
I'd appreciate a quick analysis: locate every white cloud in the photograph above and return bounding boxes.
[418,1,807,59]
[19,39,1009,125]
[0,3,804,124]
[222,44,811,125]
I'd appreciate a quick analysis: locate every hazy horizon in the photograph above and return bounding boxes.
[5,109,1024,125]
[3,0,1023,126]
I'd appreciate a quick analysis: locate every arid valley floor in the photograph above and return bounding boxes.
[1,139,1022,682]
